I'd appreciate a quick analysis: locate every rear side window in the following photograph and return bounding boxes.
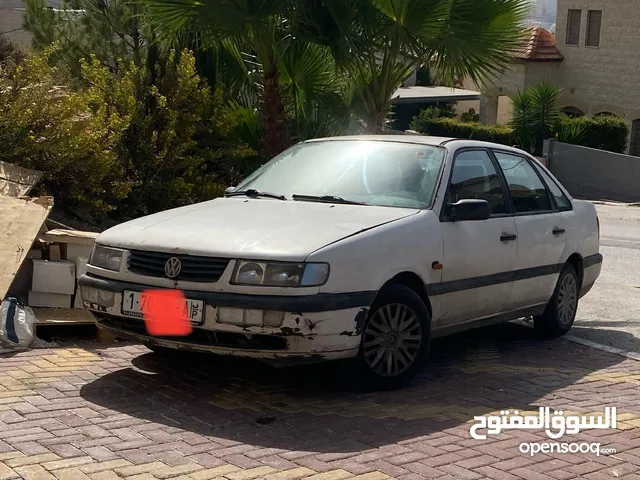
[536,166,572,211]
[494,152,552,213]
[447,150,507,215]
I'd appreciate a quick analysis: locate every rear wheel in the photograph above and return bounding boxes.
[534,263,579,338]
[352,284,431,390]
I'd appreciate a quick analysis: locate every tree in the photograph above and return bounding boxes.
[295,0,531,133]
[509,82,561,155]
[0,45,132,215]
[23,0,148,76]
[0,45,252,223]
[144,0,293,159]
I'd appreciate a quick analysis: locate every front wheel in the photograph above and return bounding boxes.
[351,284,431,390]
[534,263,579,338]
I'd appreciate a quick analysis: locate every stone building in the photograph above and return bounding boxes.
[555,0,640,154]
[468,0,640,155]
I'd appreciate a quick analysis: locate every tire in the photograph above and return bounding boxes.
[534,263,580,338]
[351,284,431,391]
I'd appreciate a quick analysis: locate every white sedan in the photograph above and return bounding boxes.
[79,136,602,389]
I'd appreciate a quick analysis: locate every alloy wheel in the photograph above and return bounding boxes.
[362,303,423,377]
[557,273,578,327]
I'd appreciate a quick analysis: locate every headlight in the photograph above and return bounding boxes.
[232,261,329,287]
[88,245,124,271]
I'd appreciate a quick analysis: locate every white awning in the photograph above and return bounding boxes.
[392,86,481,104]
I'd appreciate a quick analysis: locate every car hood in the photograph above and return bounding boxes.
[97,198,420,261]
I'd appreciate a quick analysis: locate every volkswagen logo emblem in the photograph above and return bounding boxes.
[164,257,182,279]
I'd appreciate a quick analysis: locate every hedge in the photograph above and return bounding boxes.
[410,110,630,154]
[558,115,628,153]
[409,115,514,145]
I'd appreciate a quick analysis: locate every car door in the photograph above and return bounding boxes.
[438,149,518,326]
[492,150,568,309]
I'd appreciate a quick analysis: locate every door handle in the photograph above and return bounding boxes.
[552,227,566,235]
[500,233,517,242]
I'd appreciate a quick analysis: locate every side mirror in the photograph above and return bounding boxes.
[224,186,236,194]
[447,199,491,221]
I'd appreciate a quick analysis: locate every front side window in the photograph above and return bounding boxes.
[494,152,552,213]
[447,150,507,215]
[234,140,445,209]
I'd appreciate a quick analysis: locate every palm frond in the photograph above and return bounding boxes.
[428,0,531,85]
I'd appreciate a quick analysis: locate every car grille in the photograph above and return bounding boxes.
[127,250,230,283]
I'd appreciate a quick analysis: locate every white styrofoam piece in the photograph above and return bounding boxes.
[28,291,72,309]
[65,243,93,261]
[31,259,76,295]
[75,256,88,278]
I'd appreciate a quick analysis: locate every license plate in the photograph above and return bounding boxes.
[121,290,205,326]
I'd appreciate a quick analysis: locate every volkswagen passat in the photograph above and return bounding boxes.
[79,136,602,389]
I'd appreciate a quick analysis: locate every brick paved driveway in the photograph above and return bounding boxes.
[1,323,640,480]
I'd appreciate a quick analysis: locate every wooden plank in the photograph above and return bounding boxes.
[41,228,99,246]
[0,161,44,197]
[0,196,53,300]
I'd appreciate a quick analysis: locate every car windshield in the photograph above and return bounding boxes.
[233,140,446,209]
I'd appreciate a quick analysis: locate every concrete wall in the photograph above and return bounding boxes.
[546,140,640,202]
[556,0,640,152]
[0,0,63,48]
[0,7,31,47]
[523,62,563,89]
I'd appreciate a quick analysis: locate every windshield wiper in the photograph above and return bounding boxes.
[292,194,366,205]
[225,189,287,200]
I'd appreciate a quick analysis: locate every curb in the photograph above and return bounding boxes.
[590,201,640,207]
[513,319,640,361]
[564,334,640,361]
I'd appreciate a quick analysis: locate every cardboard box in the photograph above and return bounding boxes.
[48,244,61,261]
[28,291,72,308]
[31,259,76,295]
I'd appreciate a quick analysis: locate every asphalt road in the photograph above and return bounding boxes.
[572,203,640,352]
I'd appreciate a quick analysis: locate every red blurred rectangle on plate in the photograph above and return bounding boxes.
[140,289,194,337]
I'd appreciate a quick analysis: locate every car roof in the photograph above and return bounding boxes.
[303,135,533,157]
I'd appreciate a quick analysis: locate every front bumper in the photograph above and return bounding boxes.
[79,274,374,361]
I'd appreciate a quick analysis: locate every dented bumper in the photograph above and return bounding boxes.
[79,274,371,362]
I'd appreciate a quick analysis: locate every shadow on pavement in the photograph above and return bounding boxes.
[570,323,640,353]
[80,322,625,453]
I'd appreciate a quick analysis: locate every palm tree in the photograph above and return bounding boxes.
[144,0,292,159]
[296,0,531,133]
[146,0,530,149]
[509,82,562,155]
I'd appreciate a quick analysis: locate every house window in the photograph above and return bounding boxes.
[566,9,582,45]
[586,10,602,46]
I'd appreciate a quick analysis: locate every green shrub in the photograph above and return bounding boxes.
[410,115,513,145]
[558,115,629,153]
[0,47,252,224]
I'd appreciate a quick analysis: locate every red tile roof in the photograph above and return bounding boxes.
[512,27,564,62]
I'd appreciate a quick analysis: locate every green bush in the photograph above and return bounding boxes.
[410,115,513,145]
[558,115,629,153]
[0,47,252,224]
